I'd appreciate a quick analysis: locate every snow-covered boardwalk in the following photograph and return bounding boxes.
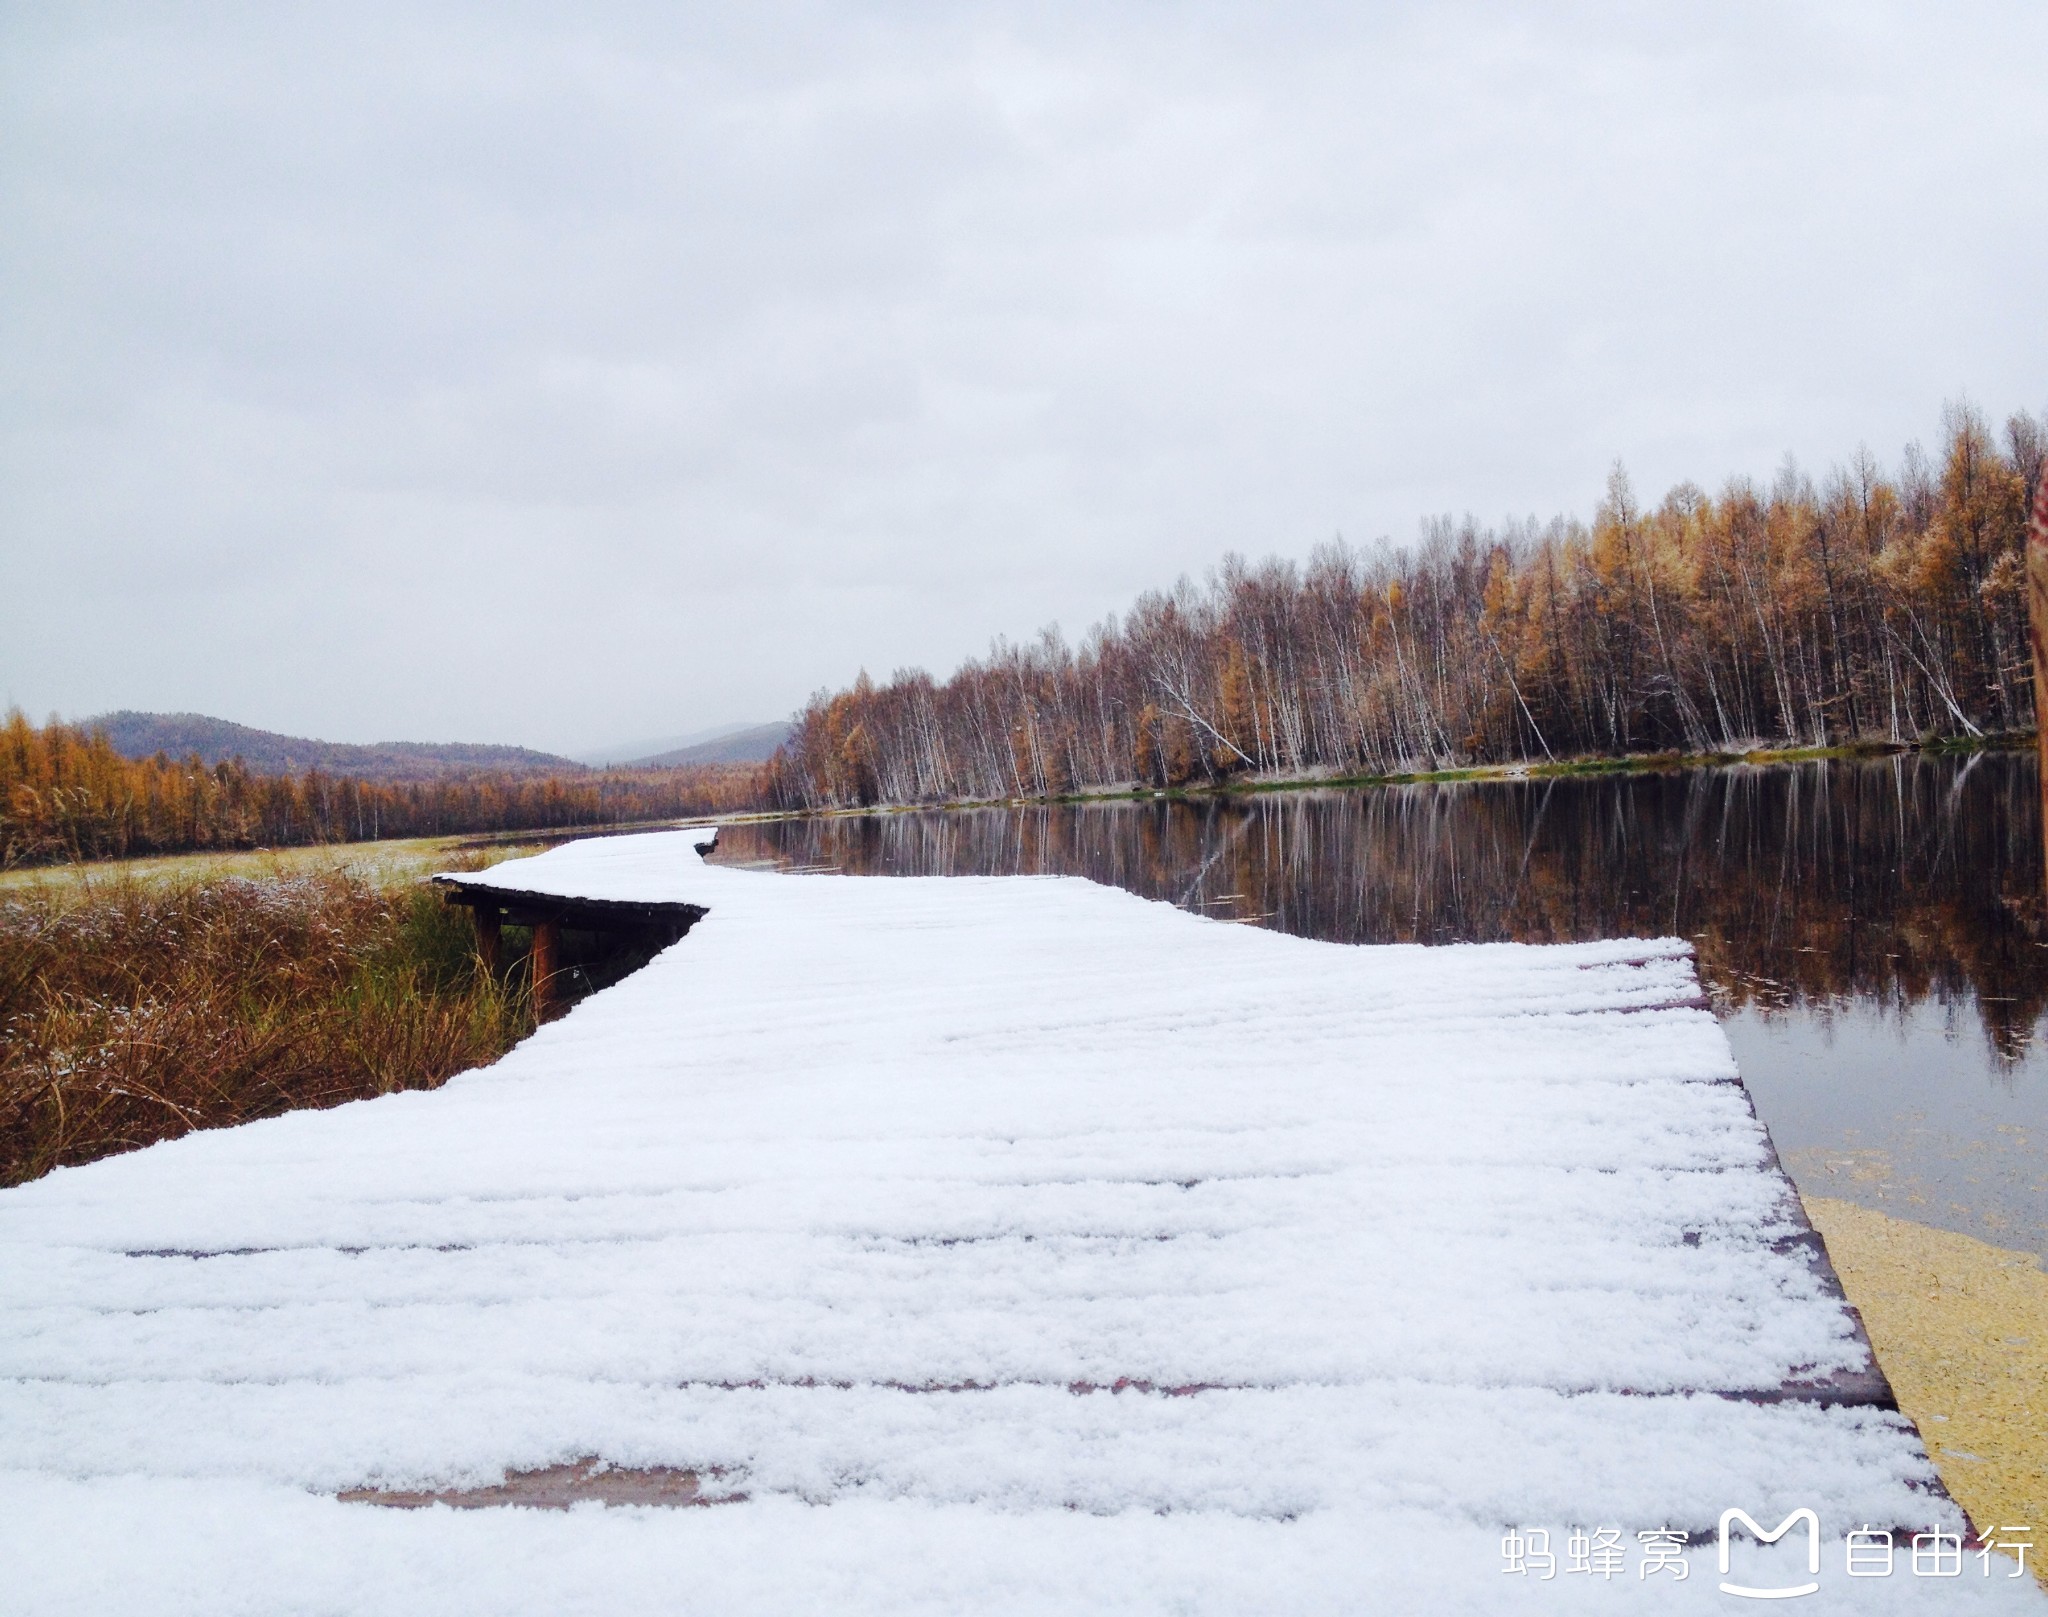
[2,830,2039,1612]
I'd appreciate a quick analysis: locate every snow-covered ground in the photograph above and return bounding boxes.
[2,830,2039,1612]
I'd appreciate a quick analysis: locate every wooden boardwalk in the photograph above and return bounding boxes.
[2,829,2038,1612]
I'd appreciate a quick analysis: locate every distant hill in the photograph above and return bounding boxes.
[87,712,587,783]
[574,732,702,768]
[576,721,790,768]
[631,722,789,767]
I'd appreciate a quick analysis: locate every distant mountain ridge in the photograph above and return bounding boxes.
[576,721,790,768]
[633,722,789,767]
[87,712,586,783]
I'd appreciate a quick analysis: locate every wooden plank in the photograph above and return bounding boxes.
[530,917,561,1021]
[340,1457,732,1510]
[3,829,1981,1595]
[473,905,502,979]
[434,876,706,938]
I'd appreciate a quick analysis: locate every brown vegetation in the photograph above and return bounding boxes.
[769,402,2047,807]
[0,711,765,869]
[0,868,533,1186]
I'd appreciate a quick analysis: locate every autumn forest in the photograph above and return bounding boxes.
[0,713,759,869]
[8,401,2046,867]
[769,402,2047,808]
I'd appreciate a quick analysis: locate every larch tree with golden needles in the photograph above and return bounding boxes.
[764,401,2048,811]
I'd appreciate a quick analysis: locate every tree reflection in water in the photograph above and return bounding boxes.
[720,751,2048,1062]
[722,755,2048,1251]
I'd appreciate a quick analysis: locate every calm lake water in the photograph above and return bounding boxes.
[714,752,2048,1259]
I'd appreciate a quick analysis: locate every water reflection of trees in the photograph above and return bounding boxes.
[722,754,2048,1059]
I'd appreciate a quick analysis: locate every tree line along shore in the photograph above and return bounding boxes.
[768,402,2047,809]
[10,399,2043,864]
[0,711,762,871]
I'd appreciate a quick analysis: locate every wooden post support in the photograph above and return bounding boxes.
[2031,477,2048,885]
[530,917,562,1021]
[474,906,502,979]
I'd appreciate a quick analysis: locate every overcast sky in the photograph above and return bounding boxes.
[3,1,2043,754]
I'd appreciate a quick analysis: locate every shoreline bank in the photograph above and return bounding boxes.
[772,729,2035,821]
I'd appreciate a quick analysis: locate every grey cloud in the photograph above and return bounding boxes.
[2,1,2043,749]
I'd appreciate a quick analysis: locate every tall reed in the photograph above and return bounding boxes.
[0,869,534,1186]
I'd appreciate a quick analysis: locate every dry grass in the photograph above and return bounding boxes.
[0,863,535,1187]
[0,833,469,894]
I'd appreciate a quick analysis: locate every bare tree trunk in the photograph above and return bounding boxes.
[2028,477,2048,882]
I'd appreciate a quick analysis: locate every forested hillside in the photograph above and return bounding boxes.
[769,403,2046,808]
[88,712,583,781]
[0,713,764,868]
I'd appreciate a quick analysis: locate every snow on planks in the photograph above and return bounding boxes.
[1,829,2038,1613]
